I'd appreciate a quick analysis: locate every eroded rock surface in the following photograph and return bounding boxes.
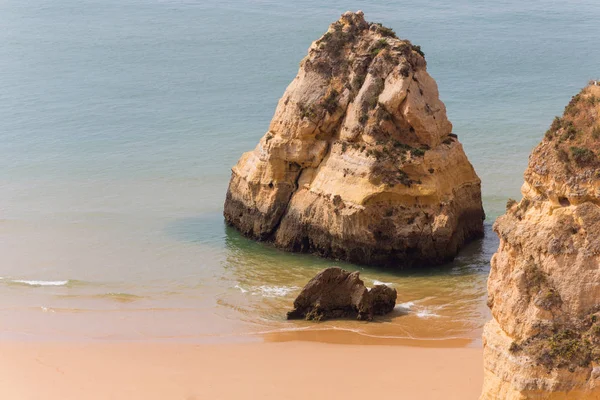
[481,83,600,400]
[224,11,484,268]
[287,267,397,321]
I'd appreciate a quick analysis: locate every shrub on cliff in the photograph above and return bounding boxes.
[369,22,397,38]
[570,146,596,166]
[411,44,425,57]
[320,89,339,115]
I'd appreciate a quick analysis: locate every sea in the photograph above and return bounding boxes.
[1,0,599,344]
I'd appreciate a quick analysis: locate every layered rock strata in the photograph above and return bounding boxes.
[481,83,600,399]
[287,267,397,321]
[224,11,484,268]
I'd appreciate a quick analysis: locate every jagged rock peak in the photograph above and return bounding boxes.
[524,82,600,206]
[224,12,484,268]
[481,83,600,399]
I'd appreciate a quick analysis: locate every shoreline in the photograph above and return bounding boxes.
[261,326,481,347]
[0,320,482,348]
[0,340,483,400]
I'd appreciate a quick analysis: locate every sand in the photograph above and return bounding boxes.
[0,340,482,400]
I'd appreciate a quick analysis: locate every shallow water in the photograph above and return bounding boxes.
[1,0,599,343]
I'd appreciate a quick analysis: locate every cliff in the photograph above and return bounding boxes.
[224,11,484,268]
[481,83,600,399]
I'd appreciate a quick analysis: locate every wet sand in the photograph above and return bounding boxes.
[0,340,483,399]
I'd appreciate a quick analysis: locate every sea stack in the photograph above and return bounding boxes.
[481,83,600,399]
[224,11,484,268]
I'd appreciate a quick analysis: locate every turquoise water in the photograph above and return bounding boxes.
[1,0,599,342]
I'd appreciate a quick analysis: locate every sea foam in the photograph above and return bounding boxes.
[397,301,415,309]
[396,300,444,318]
[416,309,441,318]
[372,279,394,287]
[234,284,248,293]
[253,285,299,298]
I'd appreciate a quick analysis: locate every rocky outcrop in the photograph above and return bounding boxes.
[224,11,484,268]
[369,284,397,316]
[481,83,600,399]
[287,267,397,321]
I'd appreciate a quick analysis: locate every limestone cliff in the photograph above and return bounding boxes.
[481,83,600,399]
[224,11,484,268]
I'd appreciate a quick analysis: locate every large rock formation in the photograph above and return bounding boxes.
[481,83,600,399]
[287,267,397,321]
[224,11,484,268]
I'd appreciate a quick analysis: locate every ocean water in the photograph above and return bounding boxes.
[1,0,599,343]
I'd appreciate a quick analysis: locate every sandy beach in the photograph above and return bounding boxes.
[0,340,482,400]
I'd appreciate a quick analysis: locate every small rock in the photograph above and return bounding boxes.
[370,284,397,315]
[287,267,397,321]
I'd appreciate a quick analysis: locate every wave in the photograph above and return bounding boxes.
[3,278,89,287]
[9,279,70,287]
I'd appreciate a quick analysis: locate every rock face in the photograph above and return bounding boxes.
[481,83,600,399]
[224,11,484,268]
[287,267,397,321]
